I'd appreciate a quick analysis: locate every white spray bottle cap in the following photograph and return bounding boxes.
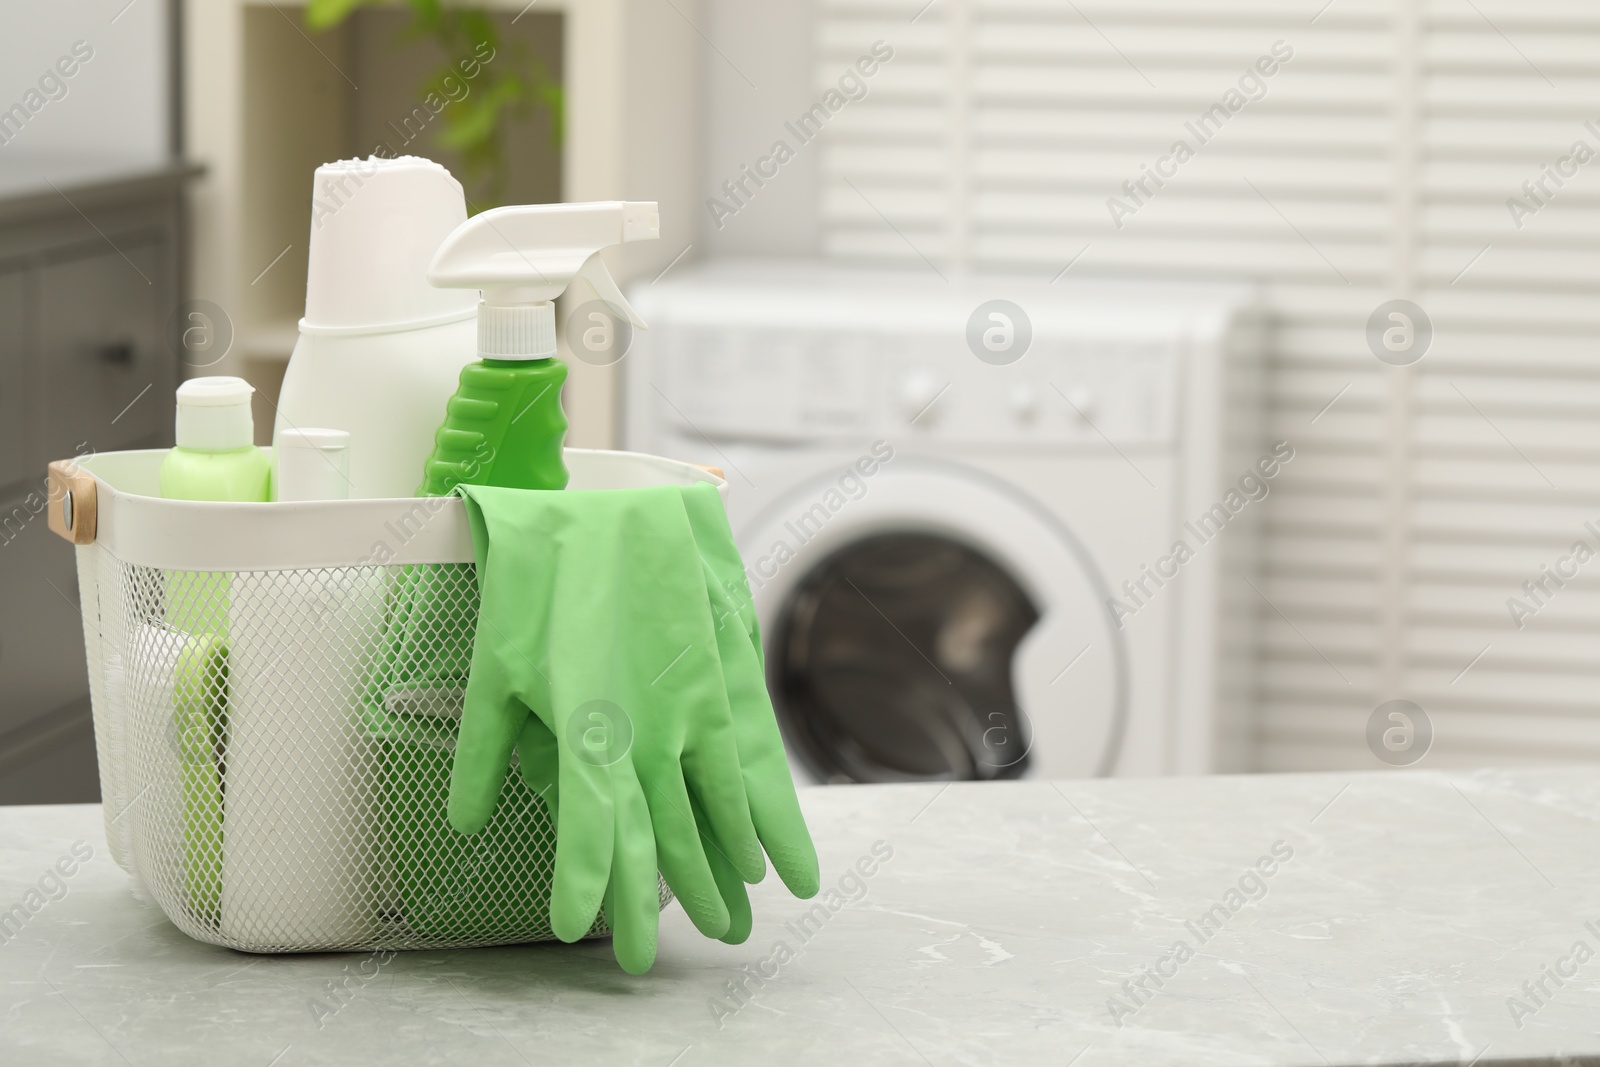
[175,376,255,451]
[426,201,660,360]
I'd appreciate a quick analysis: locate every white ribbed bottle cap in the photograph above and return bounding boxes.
[479,301,556,360]
[175,376,255,451]
[275,427,352,502]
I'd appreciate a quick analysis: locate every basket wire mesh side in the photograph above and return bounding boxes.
[75,544,669,953]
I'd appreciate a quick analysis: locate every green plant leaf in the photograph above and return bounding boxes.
[306,1,564,208]
[304,0,378,32]
[455,11,495,46]
[436,77,521,152]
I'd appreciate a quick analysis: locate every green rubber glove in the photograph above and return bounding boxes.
[449,483,817,971]
[526,483,823,949]
[679,485,820,928]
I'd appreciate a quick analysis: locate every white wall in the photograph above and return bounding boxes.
[0,0,170,162]
[698,0,820,254]
[563,0,705,447]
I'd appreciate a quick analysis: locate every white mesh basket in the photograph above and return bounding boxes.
[49,448,725,953]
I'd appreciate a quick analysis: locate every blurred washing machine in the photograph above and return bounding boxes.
[623,261,1263,784]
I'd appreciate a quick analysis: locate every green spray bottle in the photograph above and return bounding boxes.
[417,201,661,495]
[384,202,660,939]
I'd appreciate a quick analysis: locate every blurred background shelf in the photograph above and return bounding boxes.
[185,0,702,448]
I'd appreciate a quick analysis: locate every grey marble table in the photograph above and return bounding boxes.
[2,769,1597,1066]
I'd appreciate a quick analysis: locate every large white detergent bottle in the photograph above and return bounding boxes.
[273,156,479,499]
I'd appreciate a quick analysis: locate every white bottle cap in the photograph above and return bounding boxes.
[302,155,478,335]
[275,427,352,502]
[479,301,558,361]
[175,376,255,452]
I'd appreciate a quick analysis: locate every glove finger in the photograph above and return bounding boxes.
[515,716,560,824]
[549,739,616,943]
[641,774,730,940]
[709,565,821,899]
[739,740,820,899]
[692,790,753,945]
[447,659,528,836]
[602,764,660,975]
[680,722,766,885]
[723,642,819,897]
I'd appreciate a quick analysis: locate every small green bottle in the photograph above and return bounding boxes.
[160,376,273,505]
[161,376,271,636]
[417,357,569,496]
[159,375,266,928]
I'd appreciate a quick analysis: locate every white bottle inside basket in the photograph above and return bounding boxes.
[273,156,479,500]
[222,559,388,948]
[274,427,352,502]
[224,429,381,949]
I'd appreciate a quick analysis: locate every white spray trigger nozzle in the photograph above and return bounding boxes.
[573,250,648,329]
[427,201,660,361]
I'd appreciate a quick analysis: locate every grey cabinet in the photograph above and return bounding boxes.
[0,480,88,740]
[42,242,171,461]
[0,165,192,804]
[0,268,31,492]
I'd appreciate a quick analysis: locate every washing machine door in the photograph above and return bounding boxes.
[737,460,1128,784]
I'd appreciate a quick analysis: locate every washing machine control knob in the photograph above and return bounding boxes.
[900,372,945,424]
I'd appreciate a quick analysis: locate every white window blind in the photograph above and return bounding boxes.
[815,0,1600,769]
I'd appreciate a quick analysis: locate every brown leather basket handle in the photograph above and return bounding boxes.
[47,460,98,546]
